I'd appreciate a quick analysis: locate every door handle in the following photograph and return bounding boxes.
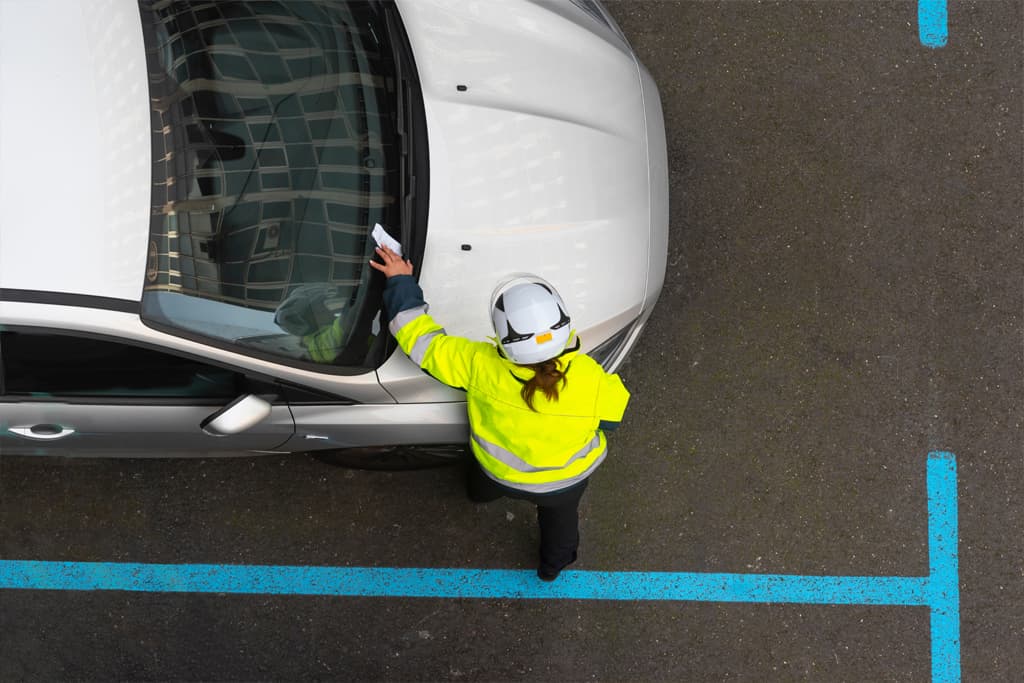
[9,424,77,441]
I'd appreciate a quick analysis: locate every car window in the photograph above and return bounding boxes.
[0,331,254,400]
[137,0,412,372]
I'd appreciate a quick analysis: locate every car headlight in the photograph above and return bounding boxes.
[588,319,640,371]
[568,0,631,46]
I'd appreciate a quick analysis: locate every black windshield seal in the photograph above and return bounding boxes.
[377,1,428,272]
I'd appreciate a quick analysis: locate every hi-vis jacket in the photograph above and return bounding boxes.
[384,275,630,493]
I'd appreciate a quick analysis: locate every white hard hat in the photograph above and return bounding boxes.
[490,275,572,365]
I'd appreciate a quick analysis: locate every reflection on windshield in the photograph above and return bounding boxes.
[138,0,400,370]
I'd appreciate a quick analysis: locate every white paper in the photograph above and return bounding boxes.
[372,223,403,258]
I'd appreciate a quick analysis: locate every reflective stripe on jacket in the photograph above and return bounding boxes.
[384,275,630,493]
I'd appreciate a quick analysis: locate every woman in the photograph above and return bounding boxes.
[370,246,630,581]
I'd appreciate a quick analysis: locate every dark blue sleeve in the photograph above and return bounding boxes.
[382,275,426,320]
[599,420,620,432]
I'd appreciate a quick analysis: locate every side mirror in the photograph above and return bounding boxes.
[201,394,273,436]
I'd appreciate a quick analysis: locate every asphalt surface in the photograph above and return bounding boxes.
[2,1,1022,680]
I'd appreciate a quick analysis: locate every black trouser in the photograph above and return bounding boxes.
[467,461,589,573]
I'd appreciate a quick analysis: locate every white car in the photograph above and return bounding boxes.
[0,0,667,462]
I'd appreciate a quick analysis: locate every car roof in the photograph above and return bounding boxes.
[0,0,151,302]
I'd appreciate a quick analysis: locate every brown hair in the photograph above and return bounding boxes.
[520,359,568,411]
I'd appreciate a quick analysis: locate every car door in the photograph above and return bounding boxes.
[0,329,294,457]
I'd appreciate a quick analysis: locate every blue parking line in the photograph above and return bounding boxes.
[0,561,931,604]
[0,452,959,681]
[919,0,949,48]
[927,452,960,681]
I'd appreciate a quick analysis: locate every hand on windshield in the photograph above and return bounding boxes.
[370,245,414,278]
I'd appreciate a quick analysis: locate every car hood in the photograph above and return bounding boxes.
[0,0,151,301]
[396,0,654,348]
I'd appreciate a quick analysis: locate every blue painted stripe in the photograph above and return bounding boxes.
[0,560,930,604]
[927,452,960,682]
[919,0,949,48]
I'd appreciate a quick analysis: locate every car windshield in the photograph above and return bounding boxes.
[138,0,414,371]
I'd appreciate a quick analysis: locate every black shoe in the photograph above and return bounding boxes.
[537,552,577,582]
[537,566,561,582]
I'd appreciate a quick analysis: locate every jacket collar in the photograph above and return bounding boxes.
[498,332,581,380]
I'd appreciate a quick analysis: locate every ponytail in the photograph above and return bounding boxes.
[520,359,567,411]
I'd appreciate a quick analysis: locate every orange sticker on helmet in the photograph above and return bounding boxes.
[535,332,553,344]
